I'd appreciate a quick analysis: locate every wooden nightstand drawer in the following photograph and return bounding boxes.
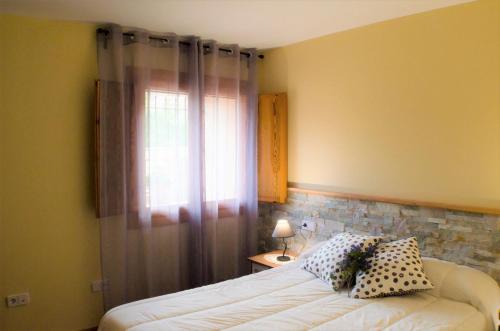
[251,263,270,274]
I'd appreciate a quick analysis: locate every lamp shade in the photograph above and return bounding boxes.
[272,219,295,238]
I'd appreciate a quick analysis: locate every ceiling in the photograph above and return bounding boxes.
[0,0,473,49]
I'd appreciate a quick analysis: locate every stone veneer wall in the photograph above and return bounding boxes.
[258,190,500,283]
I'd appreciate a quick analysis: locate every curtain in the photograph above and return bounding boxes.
[96,25,258,311]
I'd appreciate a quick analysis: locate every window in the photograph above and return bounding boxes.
[146,90,189,208]
[145,90,238,210]
[204,95,238,202]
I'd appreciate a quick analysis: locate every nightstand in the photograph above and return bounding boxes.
[248,250,297,273]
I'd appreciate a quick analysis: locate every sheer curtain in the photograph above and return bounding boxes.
[96,25,258,310]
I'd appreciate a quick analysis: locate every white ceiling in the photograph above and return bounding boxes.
[0,0,473,49]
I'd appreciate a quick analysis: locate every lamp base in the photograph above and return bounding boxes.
[277,255,291,262]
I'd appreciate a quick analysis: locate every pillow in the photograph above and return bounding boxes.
[423,257,500,331]
[297,240,328,262]
[420,257,456,298]
[351,237,433,299]
[301,232,381,290]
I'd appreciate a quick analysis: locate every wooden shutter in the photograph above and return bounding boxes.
[258,93,288,203]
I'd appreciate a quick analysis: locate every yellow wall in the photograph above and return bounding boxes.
[258,0,500,209]
[0,15,102,330]
[0,0,499,328]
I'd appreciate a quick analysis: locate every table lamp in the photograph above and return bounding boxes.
[272,219,295,261]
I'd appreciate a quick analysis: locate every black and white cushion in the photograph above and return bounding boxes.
[301,232,381,290]
[351,237,433,298]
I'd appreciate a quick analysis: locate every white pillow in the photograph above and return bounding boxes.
[423,257,500,331]
[297,240,328,262]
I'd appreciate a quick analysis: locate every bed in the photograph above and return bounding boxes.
[99,247,499,331]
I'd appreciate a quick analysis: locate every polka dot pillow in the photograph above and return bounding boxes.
[351,237,433,298]
[301,233,382,290]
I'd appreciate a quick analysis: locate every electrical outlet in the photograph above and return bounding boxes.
[91,280,104,292]
[6,292,30,308]
[301,220,317,232]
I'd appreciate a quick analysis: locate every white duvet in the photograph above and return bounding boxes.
[99,253,499,331]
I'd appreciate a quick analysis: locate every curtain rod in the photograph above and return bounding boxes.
[96,28,264,59]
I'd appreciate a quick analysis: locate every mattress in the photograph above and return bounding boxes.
[99,254,499,331]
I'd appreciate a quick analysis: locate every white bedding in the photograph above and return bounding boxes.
[99,255,499,331]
